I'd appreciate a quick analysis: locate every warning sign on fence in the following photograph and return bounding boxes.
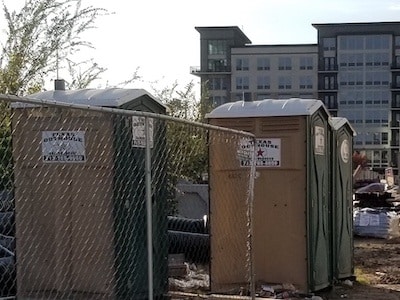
[132,116,154,148]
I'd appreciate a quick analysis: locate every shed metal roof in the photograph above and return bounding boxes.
[28,88,165,108]
[206,98,329,119]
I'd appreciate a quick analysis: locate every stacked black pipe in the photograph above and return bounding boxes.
[0,191,15,297]
[167,216,210,264]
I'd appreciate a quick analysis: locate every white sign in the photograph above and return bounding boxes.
[340,139,350,163]
[239,138,281,167]
[42,131,86,163]
[314,126,325,155]
[385,167,394,187]
[132,116,154,148]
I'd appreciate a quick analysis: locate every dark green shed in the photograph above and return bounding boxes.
[26,86,168,299]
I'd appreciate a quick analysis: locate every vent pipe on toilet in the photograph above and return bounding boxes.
[54,79,66,91]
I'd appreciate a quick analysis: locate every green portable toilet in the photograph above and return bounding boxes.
[207,98,332,293]
[329,117,355,280]
[12,85,168,299]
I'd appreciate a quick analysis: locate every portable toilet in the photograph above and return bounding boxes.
[11,86,168,299]
[207,98,332,293]
[329,117,355,280]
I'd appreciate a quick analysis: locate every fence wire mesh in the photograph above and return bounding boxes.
[0,96,256,299]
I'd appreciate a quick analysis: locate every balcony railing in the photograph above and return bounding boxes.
[190,66,231,74]
[190,66,201,74]
[318,66,338,72]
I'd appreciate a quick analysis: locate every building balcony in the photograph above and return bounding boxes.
[391,63,400,70]
[390,121,400,127]
[318,86,338,92]
[190,66,231,75]
[318,66,338,72]
[190,66,201,75]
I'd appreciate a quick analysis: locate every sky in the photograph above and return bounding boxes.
[4,0,400,95]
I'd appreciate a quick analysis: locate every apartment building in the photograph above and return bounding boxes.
[192,22,400,173]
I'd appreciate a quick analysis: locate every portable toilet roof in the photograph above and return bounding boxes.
[329,117,357,136]
[28,88,166,112]
[206,98,329,119]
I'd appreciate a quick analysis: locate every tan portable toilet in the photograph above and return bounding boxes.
[11,87,168,299]
[207,98,332,293]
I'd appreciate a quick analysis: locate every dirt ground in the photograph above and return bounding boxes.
[170,236,400,299]
[317,236,400,300]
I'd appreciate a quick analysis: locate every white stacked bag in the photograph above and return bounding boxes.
[353,208,400,239]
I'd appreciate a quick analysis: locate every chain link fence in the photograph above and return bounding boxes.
[0,95,256,299]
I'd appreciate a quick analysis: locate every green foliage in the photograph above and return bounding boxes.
[151,80,213,214]
[0,0,108,193]
[0,0,108,95]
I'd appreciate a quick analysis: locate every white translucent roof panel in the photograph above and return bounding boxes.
[28,88,164,108]
[206,98,328,118]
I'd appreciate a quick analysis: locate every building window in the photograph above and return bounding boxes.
[257,57,270,70]
[208,40,228,55]
[209,78,228,90]
[278,76,292,89]
[365,72,390,86]
[396,36,400,49]
[354,135,363,145]
[299,57,313,70]
[339,72,363,86]
[339,53,363,67]
[365,53,390,67]
[395,56,400,68]
[299,76,313,89]
[236,77,249,90]
[323,75,335,89]
[323,95,337,109]
[236,58,249,71]
[393,94,400,108]
[324,57,336,70]
[257,93,271,100]
[394,75,400,88]
[278,57,292,70]
[364,90,390,107]
[365,35,390,50]
[211,96,228,106]
[323,38,336,51]
[382,133,388,145]
[207,59,228,72]
[235,92,251,101]
[257,76,270,89]
[365,109,389,126]
[339,36,363,50]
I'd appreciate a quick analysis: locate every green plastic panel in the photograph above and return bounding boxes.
[307,111,332,291]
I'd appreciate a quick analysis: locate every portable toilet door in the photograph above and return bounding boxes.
[330,117,355,280]
[307,108,332,291]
